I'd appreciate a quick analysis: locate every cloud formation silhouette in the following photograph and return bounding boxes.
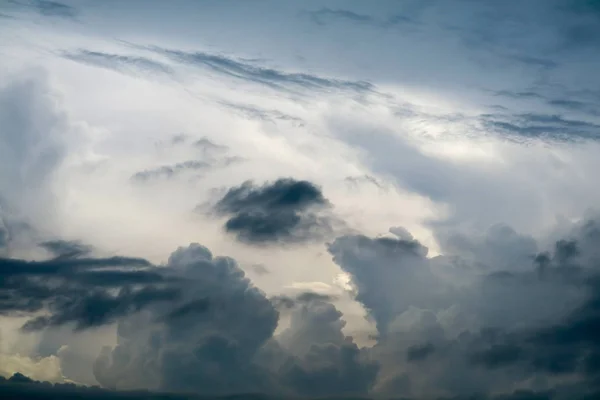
[213,178,337,245]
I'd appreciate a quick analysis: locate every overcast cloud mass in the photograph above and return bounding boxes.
[2,0,600,399]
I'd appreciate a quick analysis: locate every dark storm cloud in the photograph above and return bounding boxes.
[270,291,337,310]
[39,239,92,259]
[406,342,436,362]
[93,243,281,395]
[0,371,569,400]
[328,234,432,335]
[213,178,336,245]
[275,299,379,397]
[144,46,375,94]
[0,253,185,331]
[21,285,180,331]
[61,50,174,76]
[461,241,600,379]
[158,298,210,322]
[7,226,600,397]
[326,215,600,397]
[0,373,221,399]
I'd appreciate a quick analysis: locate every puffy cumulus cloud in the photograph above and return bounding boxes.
[5,222,600,398]
[213,178,340,245]
[0,240,377,397]
[327,216,600,398]
[435,224,539,273]
[92,243,280,394]
[274,298,379,397]
[328,232,440,336]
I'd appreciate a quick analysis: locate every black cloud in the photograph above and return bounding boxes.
[0,253,181,331]
[406,343,436,362]
[328,216,600,397]
[6,222,600,398]
[92,243,280,395]
[213,178,337,245]
[270,291,337,310]
[39,239,93,259]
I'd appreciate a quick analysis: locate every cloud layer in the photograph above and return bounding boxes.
[2,1,600,399]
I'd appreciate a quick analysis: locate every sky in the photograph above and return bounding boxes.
[1,0,600,399]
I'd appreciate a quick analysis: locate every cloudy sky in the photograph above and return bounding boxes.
[1,0,600,399]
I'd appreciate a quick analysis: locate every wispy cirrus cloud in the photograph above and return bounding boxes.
[143,45,376,95]
[482,112,600,142]
[308,7,417,28]
[61,50,174,77]
[7,0,77,19]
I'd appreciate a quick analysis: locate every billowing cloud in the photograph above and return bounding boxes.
[275,299,379,397]
[0,73,69,229]
[328,233,435,336]
[4,0,600,398]
[328,217,600,398]
[92,243,279,394]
